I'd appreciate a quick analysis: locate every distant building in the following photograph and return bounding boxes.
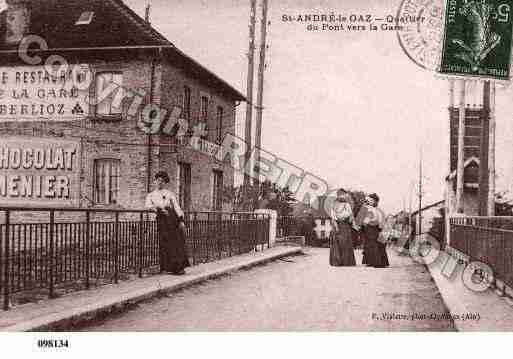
[446,157,480,216]
[447,93,490,216]
[411,200,445,235]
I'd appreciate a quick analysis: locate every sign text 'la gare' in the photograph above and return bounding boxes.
[0,65,90,121]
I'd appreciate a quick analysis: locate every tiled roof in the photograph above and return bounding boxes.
[0,0,170,50]
[0,0,246,101]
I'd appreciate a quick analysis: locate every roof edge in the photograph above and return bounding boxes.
[412,200,445,215]
[446,156,480,180]
[162,47,246,102]
[111,1,245,101]
[109,0,171,45]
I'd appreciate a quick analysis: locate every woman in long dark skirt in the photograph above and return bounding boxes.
[329,188,356,267]
[362,225,389,268]
[360,193,389,268]
[356,200,370,265]
[145,171,190,275]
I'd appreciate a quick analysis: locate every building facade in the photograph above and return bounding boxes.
[0,0,245,218]
[412,200,445,236]
[446,82,490,217]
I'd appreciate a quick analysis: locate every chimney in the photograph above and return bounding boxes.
[5,0,31,45]
[145,3,151,24]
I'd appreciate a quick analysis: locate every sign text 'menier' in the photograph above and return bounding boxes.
[0,137,80,207]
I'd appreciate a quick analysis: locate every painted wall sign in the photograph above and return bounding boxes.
[0,65,91,122]
[0,137,80,207]
[439,0,513,81]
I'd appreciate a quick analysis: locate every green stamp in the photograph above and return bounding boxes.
[439,0,513,80]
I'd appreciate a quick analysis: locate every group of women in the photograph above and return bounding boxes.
[329,188,389,268]
[145,170,389,274]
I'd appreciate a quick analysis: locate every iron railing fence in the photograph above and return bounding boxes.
[449,216,513,289]
[450,216,513,230]
[0,207,270,310]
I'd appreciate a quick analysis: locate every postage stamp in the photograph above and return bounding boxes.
[439,0,513,80]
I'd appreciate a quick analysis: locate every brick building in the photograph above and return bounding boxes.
[446,105,488,216]
[0,0,245,216]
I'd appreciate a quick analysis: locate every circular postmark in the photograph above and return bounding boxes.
[396,0,444,71]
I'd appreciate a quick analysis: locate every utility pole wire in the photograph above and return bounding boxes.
[418,146,423,237]
[243,0,257,188]
[254,0,269,180]
[145,0,151,23]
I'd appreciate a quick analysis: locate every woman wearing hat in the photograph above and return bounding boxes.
[145,171,190,275]
[328,188,357,266]
[360,193,389,268]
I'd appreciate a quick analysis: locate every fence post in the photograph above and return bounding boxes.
[114,212,119,284]
[267,215,271,249]
[48,210,55,299]
[85,211,90,290]
[216,214,222,260]
[254,214,259,252]
[3,210,10,311]
[446,216,451,249]
[229,213,234,257]
[254,214,258,250]
[502,231,506,284]
[205,213,210,261]
[138,212,143,278]
[239,214,243,253]
[192,212,198,264]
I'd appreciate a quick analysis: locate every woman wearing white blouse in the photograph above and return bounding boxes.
[329,188,356,267]
[145,171,189,275]
[360,193,389,268]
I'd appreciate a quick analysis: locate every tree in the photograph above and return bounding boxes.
[272,186,295,217]
[223,180,297,216]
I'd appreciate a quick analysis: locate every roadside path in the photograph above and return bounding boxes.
[83,248,455,331]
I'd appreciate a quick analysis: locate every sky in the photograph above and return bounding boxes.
[123,0,513,213]
[4,0,511,214]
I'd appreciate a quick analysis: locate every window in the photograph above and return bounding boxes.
[95,72,123,117]
[212,170,223,211]
[200,95,209,121]
[76,11,94,25]
[216,106,224,143]
[93,159,120,205]
[183,86,191,122]
[178,162,192,212]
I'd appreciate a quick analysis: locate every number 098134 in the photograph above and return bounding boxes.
[37,339,69,349]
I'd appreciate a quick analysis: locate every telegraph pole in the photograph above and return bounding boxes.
[254,0,269,180]
[456,79,466,213]
[243,0,257,188]
[446,79,455,247]
[477,81,490,217]
[418,147,423,236]
[408,181,413,216]
[145,1,151,23]
[488,82,496,216]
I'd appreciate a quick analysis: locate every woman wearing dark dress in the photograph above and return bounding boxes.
[355,197,370,265]
[361,193,389,268]
[329,188,356,267]
[145,171,190,275]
